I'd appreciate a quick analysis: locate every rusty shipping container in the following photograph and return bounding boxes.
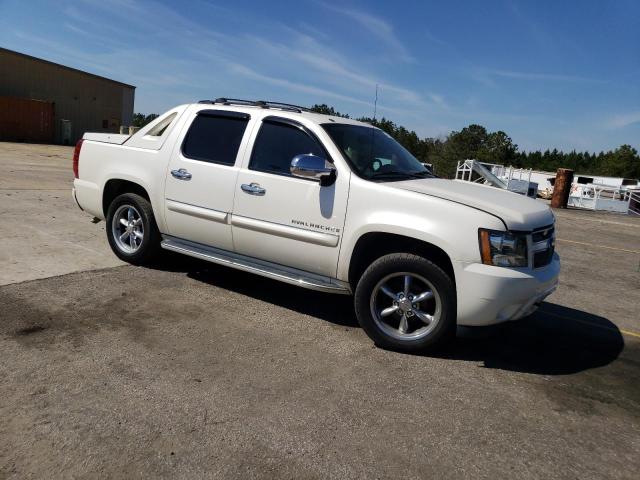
[0,96,54,143]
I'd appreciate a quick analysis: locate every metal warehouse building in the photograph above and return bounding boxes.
[0,47,135,144]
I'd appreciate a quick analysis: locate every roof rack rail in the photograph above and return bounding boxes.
[258,100,311,113]
[198,98,310,113]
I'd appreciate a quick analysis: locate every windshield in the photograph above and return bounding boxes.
[322,124,433,181]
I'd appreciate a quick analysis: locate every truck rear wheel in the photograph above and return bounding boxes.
[354,253,456,353]
[106,193,161,265]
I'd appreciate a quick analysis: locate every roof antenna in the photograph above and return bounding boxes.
[368,84,379,162]
[373,83,379,121]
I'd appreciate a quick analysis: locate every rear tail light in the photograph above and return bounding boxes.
[73,139,84,178]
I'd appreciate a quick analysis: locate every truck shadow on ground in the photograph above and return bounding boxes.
[447,303,625,375]
[157,255,625,376]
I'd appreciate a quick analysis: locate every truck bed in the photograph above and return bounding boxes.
[83,132,131,144]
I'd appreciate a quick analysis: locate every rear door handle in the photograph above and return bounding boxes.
[171,168,192,180]
[241,182,266,196]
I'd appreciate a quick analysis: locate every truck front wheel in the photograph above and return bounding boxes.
[354,253,456,353]
[106,193,161,265]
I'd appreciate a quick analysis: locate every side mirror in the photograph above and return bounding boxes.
[290,154,336,186]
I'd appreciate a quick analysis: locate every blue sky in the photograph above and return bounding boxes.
[1,0,638,152]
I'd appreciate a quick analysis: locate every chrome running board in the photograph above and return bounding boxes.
[160,235,351,295]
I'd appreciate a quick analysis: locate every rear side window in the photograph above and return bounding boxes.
[182,112,249,165]
[147,112,176,136]
[250,121,324,176]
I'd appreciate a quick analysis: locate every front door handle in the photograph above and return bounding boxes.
[171,168,192,180]
[241,182,266,196]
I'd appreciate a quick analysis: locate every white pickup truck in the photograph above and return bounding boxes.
[72,98,559,353]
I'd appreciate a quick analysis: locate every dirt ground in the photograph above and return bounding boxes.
[1,142,639,479]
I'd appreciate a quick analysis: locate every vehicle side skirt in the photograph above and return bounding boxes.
[160,235,352,294]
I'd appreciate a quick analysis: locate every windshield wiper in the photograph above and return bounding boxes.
[406,170,432,178]
[369,171,413,180]
[369,170,432,181]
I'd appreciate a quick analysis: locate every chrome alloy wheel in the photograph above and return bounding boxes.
[111,204,144,254]
[370,272,442,341]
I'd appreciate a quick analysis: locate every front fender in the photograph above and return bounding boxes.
[336,178,504,281]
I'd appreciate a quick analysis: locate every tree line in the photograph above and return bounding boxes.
[310,104,640,180]
[132,106,640,180]
[132,113,159,128]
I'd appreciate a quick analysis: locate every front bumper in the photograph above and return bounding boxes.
[454,253,560,326]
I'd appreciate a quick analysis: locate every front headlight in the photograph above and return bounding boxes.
[479,229,528,267]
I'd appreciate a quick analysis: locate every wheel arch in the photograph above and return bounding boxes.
[347,232,456,289]
[102,178,151,217]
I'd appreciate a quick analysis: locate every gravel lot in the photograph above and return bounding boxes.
[1,142,639,479]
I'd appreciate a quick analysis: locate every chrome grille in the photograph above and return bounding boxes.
[531,225,555,268]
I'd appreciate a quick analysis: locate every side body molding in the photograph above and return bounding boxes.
[165,202,340,247]
[166,199,229,223]
[230,215,339,247]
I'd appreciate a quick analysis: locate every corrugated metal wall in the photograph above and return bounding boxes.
[0,48,135,144]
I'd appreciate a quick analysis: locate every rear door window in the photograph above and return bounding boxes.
[182,111,249,165]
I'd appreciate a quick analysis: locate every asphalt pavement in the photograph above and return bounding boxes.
[1,142,639,479]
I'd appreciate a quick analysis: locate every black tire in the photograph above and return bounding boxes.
[354,253,456,354]
[105,193,161,266]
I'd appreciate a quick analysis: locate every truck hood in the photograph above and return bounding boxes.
[390,178,554,230]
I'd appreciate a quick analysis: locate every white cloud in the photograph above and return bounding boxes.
[606,112,640,129]
[315,1,414,62]
[5,0,449,127]
[63,22,91,37]
[472,67,604,85]
[489,69,603,83]
[243,32,432,108]
[228,63,374,108]
[60,0,435,113]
